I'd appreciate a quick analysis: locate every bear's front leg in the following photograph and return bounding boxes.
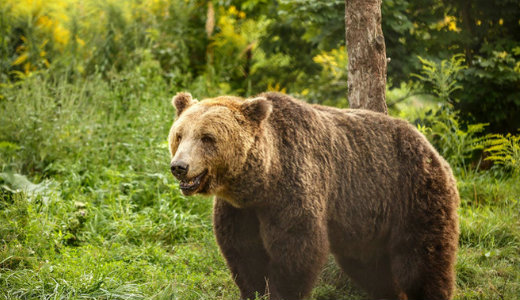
[213,198,270,300]
[257,206,329,300]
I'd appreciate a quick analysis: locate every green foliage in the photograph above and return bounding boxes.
[483,134,520,175]
[413,54,466,103]
[411,53,520,177]
[277,0,344,49]
[195,6,269,96]
[295,46,348,107]
[400,0,520,133]
[409,101,520,179]
[413,107,487,174]
[457,48,520,133]
[0,70,231,299]
[0,0,208,85]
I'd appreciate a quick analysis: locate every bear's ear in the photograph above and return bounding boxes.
[240,96,272,123]
[172,92,197,117]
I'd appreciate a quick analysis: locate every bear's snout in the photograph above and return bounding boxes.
[170,161,189,179]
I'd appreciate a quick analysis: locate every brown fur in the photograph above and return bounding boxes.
[168,92,459,300]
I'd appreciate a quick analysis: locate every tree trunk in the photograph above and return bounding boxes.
[345,0,388,114]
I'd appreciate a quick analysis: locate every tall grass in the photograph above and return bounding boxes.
[0,64,240,298]
[1,70,519,299]
[0,0,208,83]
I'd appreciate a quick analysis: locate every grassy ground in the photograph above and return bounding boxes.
[1,73,519,299]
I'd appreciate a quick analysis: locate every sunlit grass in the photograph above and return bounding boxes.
[0,73,518,299]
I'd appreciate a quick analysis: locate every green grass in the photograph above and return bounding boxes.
[1,72,519,299]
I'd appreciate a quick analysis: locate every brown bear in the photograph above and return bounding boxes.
[168,92,459,300]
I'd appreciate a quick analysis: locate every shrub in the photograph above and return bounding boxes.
[457,48,520,133]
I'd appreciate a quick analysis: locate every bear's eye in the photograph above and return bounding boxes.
[201,134,216,144]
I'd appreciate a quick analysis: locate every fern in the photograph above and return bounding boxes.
[413,54,467,103]
[481,134,520,174]
[416,107,489,174]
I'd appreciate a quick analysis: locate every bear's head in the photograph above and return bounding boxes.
[168,92,272,196]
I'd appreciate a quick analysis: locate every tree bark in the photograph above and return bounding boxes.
[345,0,388,114]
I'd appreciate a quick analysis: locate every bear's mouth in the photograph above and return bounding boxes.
[179,170,208,195]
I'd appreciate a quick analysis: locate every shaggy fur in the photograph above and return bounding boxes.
[168,92,459,300]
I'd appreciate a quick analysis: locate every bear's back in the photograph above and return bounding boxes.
[259,92,457,238]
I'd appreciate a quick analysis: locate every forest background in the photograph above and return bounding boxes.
[0,0,519,299]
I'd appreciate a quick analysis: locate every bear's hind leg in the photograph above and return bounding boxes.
[213,199,270,300]
[334,254,402,299]
[390,237,457,300]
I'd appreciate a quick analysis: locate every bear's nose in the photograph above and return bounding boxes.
[170,161,189,178]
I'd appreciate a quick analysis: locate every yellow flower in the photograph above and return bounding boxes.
[76,37,85,46]
[37,16,54,29]
[24,62,32,74]
[228,5,237,15]
[446,16,460,32]
[499,18,504,25]
[514,61,520,73]
[53,24,70,45]
[238,11,246,19]
[267,82,286,93]
[12,53,28,66]
[16,44,26,53]
[436,16,460,32]
[54,11,70,23]
[448,22,459,31]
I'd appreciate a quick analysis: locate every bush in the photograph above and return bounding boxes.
[456,48,520,133]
